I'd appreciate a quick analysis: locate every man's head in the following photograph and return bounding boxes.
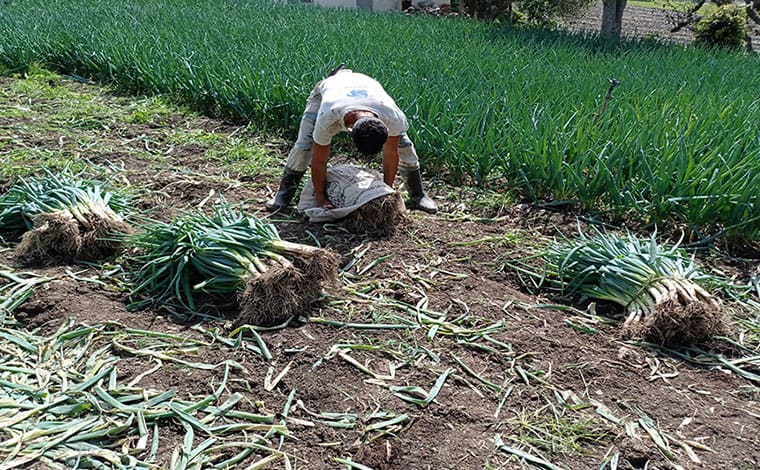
[350,117,388,156]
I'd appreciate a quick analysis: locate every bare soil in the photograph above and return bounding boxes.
[1,74,758,469]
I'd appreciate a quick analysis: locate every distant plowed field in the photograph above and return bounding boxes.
[566,4,760,45]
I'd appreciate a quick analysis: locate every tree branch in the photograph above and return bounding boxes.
[747,5,760,26]
[670,0,705,32]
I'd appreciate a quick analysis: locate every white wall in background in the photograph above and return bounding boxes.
[314,0,402,12]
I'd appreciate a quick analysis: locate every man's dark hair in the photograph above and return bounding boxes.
[351,117,388,156]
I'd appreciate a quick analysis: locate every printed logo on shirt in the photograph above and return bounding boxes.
[347,89,368,98]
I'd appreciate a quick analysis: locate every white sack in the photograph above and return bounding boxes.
[297,164,396,222]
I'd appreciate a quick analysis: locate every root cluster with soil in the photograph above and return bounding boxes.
[341,192,406,237]
[620,273,725,345]
[15,211,133,264]
[623,299,727,345]
[238,248,339,326]
[127,204,340,326]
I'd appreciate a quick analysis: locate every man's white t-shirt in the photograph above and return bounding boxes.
[312,71,408,146]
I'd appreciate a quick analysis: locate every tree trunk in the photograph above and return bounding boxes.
[601,0,627,40]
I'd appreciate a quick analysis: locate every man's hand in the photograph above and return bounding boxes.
[311,142,334,209]
[315,193,334,209]
[382,135,400,187]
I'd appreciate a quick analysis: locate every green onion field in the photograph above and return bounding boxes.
[1,0,759,242]
[1,1,759,468]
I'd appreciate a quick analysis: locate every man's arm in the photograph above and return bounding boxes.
[311,142,333,208]
[382,135,400,187]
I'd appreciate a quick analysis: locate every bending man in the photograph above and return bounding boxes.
[266,67,437,213]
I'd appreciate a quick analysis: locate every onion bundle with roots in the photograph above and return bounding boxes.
[0,171,133,264]
[540,231,724,345]
[128,204,339,325]
[341,192,406,237]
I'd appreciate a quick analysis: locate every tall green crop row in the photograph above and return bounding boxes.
[1,0,758,242]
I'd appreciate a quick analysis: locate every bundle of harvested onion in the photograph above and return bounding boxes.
[0,171,133,263]
[127,203,338,325]
[540,231,724,344]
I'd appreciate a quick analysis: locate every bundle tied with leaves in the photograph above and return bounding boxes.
[0,171,133,264]
[539,231,724,345]
[128,204,339,325]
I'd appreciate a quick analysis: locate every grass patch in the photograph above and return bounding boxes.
[205,142,274,177]
[166,128,227,147]
[0,148,90,180]
[48,102,115,130]
[505,405,615,458]
[125,96,177,126]
[0,70,272,183]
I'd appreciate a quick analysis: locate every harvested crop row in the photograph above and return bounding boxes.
[0,320,289,468]
[0,171,338,325]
